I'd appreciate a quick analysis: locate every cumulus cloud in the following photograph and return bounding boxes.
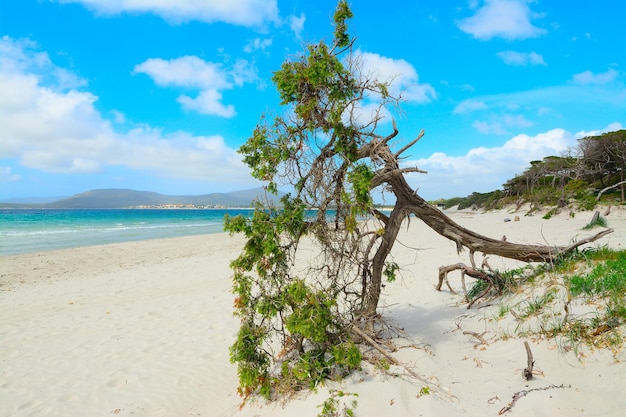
[497,50,546,66]
[572,68,619,85]
[406,123,623,199]
[133,56,258,117]
[457,0,546,40]
[357,51,436,104]
[0,36,254,186]
[406,128,576,199]
[56,0,280,27]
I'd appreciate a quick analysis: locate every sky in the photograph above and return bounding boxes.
[1,0,625,201]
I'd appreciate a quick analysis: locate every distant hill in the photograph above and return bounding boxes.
[0,188,284,209]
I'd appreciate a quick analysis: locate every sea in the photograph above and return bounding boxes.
[0,208,255,256]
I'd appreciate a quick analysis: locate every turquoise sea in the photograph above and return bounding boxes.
[0,209,255,256]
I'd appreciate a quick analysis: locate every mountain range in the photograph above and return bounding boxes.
[0,188,283,208]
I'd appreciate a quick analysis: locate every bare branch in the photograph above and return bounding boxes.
[371,167,427,188]
[395,129,425,159]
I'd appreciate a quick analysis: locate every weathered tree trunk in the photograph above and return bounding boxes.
[364,128,613,328]
[403,192,613,263]
[363,203,407,321]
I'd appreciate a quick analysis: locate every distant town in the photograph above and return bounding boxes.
[129,204,232,209]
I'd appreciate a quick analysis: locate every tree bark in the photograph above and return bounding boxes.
[402,191,613,262]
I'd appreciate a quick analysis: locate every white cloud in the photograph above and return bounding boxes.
[457,0,546,40]
[56,0,280,27]
[453,99,488,114]
[0,36,254,186]
[575,122,624,139]
[406,128,576,199]
[472,120,507,135]
[133,56,258,117]
[288,13,306,39]
[177,90,235,118]
[406,123,623,199]
[497,50,546,66]
[357,52,436,104]
[244,38,273,54]
[133,56,229,89]
[0,166,20,182]
[572,69,619,85]
[472,113,533,135]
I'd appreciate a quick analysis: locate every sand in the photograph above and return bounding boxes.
[1,207,625,416]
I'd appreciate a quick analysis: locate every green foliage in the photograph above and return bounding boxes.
[318,390,359,417]
[284,281,335,343]
[383,262,400,283]
[348,163,375,209]
[332,0,353,49]
[467,279,489,300]
[568,252,626,300]
[439,190,505,210]
[225,1,393,401]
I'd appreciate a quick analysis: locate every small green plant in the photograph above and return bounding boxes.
[524,249,626,358]
[497,304,510,319]
[375,357,391,371]
[543,208,558,219]
[567,251,626,326]
[583,214,607,229]
[318,390,358,417]
[521,290,556,318]
[418,386,430,396]
[383,262,400,283]
[467,279,489,300]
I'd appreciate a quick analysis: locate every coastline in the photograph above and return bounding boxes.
[1,207,625,416]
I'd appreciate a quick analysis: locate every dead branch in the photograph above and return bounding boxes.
[351,326,456,400]
[463,331,488,346]
[403,191,614,263]
[394,129,425,158]
[522,341,534,380]
[499,384,571,415]
[561,228,614,252]
[436,263,491,291]
[351,326,399,366]
[597,179,626,201]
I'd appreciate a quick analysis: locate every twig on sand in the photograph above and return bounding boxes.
[499,384,571,415]
[522,341,534,380]
[463,331,488,346]
[351,326,457,401]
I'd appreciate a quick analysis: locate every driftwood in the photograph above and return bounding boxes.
[406,192,614,263]
[597,179,626,201]
[434,223,612,308]
[499,384,571,415]
[522,341,534,380]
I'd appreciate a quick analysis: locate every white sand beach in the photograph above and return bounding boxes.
[1,207,625,416]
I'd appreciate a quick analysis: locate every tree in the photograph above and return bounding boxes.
[578,130,626,202]
[224,1,613,401]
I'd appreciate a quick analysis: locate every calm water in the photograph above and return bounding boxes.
[0,209,254,256]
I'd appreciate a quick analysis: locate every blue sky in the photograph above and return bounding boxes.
[1,0,624,201]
